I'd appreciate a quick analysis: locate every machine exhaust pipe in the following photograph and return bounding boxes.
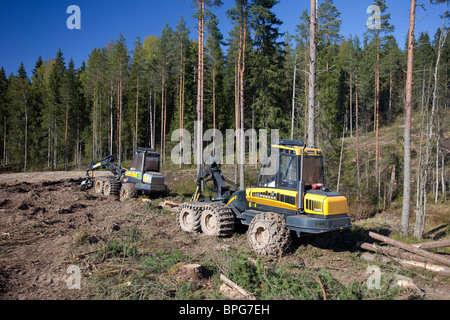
[297,180,304,212]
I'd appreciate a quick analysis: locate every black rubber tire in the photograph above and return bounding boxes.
[200,202,234,237]
[119,183,138,201]
[94,179,104,194]
[103,179,120,197]
[176,201,204,233]
[247,212,291,257]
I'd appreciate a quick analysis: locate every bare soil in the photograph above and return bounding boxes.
[0,171,150,299]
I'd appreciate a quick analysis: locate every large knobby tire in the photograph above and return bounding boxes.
[200,202,234,237]
[103,179,120,197]
[176,201,203,233]
[247,212,291,257]
[119,183,138,201]
[94,179,104,194]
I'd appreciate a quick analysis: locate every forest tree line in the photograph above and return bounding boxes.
[0,0,448,233]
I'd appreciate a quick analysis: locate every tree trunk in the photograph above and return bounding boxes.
[349,73,352,137]
[196,0,205,182]
[64,102,69,171]
[180,40,185,167]
[24,102,28,171]
[388,61,393,122]
[135,71,140,152]
[239,0,247,190]
[53,118,57,170]
[149,90,153,149]
[401,0,416,236]
[435,125,439,203]
[414,23,447,238]
[355,73,361,200]
[307,0,317,147]
[234,56,239,183]
[304,38,308,141]
[47,125,51,168]
[387,164,396,207]
[110,81,114,156]
[3,116,6,168]
[441,139,446,202]
[375,31,380,188]
[291,52,298,140]
[161,69,165,162]
[337,124,345,193]
[212,65,216,153]
[118,76,123,165]
[93,88,97,160]
[99,91,102,158]
[163,83,167,163]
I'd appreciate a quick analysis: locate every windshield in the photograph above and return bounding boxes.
[302,156,324,187]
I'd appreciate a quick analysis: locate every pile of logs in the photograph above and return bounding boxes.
[360,232,450,276]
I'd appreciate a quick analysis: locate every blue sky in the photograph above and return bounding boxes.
[0,0,447,76]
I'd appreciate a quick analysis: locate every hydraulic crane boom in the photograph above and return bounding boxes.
[80,155,126,190]
[192,155,237,202]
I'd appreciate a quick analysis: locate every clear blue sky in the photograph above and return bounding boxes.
[0,0,447,77]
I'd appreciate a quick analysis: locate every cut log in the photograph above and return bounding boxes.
[412,239,450,249]
[368,232,450,266]
[360,242,450,276]
[158,200,181,213]
[220,283,245,300]
[220,274,257,300]
[360,242,430,263]
[164,200,181,207]
[393,258,450,276]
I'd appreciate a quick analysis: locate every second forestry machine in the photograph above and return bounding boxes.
[81,147,168,201]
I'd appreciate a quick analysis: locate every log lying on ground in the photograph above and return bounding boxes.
[368,232,450,267]
[360,242,450,276]
[360,242,429,263]
[412,239,450,250]
[220,274,257,300]
[393,258,450,276]
[157,200,181,212]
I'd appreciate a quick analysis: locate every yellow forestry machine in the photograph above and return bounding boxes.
[177,140,352,256]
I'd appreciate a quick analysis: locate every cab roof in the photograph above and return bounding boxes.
[272,140,322,156]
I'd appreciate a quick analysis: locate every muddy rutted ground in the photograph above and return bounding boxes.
[0,176,152,299]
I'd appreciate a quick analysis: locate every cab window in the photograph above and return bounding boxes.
[302,156,324,187]
[277,154,298,189]
[130,154,143,172]
[258,149,278,188]
[143,156,159,172]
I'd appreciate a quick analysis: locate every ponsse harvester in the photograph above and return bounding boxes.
[177,140,352,256]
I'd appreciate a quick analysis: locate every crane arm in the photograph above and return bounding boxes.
[80,155,126,190]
